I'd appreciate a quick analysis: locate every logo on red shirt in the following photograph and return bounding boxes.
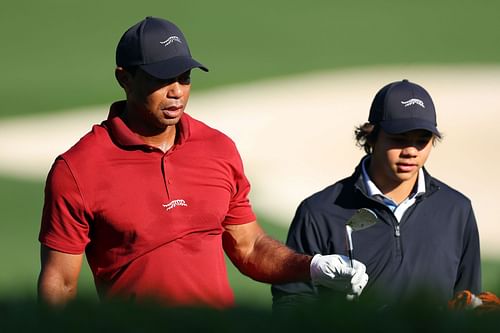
[162,199,188,211]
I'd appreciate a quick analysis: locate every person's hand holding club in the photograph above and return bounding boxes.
[310,254,368,298]
[344,208,378,299]
[308,208,377,300]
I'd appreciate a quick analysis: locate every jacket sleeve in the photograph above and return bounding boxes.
[454,205,481,294]
[271,200,324,310]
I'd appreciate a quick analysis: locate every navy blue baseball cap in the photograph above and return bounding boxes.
[368,79,441,137]
[116,17,208,79]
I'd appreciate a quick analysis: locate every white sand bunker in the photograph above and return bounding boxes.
[1,65,499,257]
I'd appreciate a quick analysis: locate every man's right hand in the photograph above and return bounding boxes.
[310,254,369,297]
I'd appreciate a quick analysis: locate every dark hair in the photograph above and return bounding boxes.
[354,122,380,154]
[354,122,442,154]
[115,66,140,89]
[123,66,139,76]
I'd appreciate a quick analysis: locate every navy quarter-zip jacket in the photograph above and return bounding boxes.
[272,159,481,307]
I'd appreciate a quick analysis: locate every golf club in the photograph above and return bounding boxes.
[345,208,378,267]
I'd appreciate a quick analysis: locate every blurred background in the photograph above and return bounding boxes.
[1,0,499,310]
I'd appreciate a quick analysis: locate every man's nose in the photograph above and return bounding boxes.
[401,144,418,156]
[166,82,182,98]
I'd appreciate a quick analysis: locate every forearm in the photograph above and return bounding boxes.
[38,245,83,307]
[223,221,368,297]
[227,233,312,284]
[38,271,78,306]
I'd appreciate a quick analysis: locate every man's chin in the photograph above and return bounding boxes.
[161,118,181,127]
[395,172,419,183]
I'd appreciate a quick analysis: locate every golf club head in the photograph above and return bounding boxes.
[346,208,378,231]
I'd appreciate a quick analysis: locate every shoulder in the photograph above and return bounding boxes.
[186,114,235,142]
[300,176,354,212]
[184,114,240,156]
[298,177,354,216]
[55,123,111,177]
[62,124,109,157]
[428,176,473,208]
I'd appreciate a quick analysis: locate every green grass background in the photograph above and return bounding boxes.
[1,0,500,309]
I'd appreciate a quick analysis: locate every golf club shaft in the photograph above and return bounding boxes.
[348,248,353,268]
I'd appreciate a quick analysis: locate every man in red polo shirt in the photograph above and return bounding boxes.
[38,17,369,308]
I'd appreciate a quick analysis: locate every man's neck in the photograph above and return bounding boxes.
[136,127,176,152]
[378,179,417,205]
[121,108,177,153]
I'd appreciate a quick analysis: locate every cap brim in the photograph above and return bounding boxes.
[140,56,208,80]
[379,119,441,138]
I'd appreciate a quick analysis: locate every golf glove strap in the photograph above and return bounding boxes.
[310,254,369,296]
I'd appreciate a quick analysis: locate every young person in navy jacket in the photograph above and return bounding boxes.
[272,79,481,309]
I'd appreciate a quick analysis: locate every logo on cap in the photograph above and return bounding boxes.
[160,36,182,47]
[401,98,425,108]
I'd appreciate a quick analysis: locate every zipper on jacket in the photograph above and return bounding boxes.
[394,223,402,258]
[354,171,441,262]
[355,184,404,257]
[394,224,400,237]
[393,195,426,258]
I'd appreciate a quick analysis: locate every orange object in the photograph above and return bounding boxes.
[449,290,500,313]
[476,291,500,313]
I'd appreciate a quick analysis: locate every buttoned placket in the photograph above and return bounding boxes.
[145,145,173,202]
[161,146,178,202]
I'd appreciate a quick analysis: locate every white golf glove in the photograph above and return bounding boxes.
[310,254,369,297]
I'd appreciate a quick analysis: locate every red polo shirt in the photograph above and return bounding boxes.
[39,101,256,308]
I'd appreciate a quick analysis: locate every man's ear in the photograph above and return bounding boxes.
[115,67,132,91]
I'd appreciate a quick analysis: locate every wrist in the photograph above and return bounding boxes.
[309,254,324,283]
